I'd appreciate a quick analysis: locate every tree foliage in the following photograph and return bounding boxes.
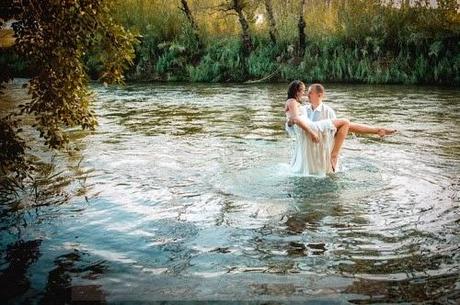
[0,0,138,191]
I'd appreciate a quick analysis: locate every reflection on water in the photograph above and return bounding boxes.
[0,240,41,300]
[0,81,459,304]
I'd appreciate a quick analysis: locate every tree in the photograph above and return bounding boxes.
[298,0,306,56]
[263,0,278,44]
[219,0,254,56]
[180,0,203,49]
[0,0,137,192]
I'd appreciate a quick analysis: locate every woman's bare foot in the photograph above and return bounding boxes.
[331,155,339,172]
[377,128,397,137]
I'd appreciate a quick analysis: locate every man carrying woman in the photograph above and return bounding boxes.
[285,80,396,175]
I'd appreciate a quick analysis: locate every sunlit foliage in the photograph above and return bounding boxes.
[0,0,137,192]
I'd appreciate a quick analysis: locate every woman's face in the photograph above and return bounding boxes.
[297,84,306,100]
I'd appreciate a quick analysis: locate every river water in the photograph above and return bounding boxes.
[1,81,459,304]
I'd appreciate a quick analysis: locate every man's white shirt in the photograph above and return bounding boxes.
[305,103,336,121]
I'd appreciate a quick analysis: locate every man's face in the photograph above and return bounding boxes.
[307,89,320,102]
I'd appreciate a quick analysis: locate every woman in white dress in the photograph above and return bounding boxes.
[284,80,396,175]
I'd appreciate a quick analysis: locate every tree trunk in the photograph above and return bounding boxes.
[232,0,253,56]
[298,0,306,57]
[264,0,278,44]
[180,0,202,48]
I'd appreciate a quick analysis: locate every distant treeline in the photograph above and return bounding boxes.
[5,0,460,85]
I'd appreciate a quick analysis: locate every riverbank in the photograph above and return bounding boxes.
[124,36,459,85]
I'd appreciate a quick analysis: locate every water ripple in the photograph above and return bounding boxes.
[1,82,459,303]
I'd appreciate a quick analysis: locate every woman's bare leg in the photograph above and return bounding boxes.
[349,123,396,137]
[328,120,396,172]
[331,119,350,172]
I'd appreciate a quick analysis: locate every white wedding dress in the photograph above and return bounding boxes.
[286,107,337,176]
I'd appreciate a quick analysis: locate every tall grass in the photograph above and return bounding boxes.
[187,38,245,82]
[113,0,184,41]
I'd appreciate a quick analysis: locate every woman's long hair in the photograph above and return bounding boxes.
[287,80,304,100]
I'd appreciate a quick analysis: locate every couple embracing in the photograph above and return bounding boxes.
[284,80,396,176]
